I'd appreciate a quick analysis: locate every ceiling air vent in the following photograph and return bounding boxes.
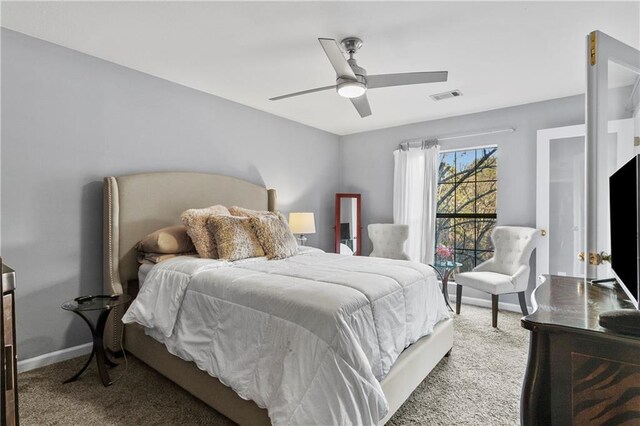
[430,89,463,101]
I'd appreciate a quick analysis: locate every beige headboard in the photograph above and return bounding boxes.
[102,172,276,350]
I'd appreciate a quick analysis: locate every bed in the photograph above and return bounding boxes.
[103,172,453,425]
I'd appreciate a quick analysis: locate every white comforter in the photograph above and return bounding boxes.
[122,248,449,425]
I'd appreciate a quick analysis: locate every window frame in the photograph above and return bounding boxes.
[435,145,498,270]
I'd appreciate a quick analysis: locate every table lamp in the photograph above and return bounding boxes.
[288,212,316,246]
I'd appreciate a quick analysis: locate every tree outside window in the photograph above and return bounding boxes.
[435,147,497,272]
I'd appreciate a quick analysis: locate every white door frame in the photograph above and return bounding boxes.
[536,119,634,281]
[586,31,640,279]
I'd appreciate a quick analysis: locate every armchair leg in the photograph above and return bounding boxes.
[491,294,499,328]
[518,291,529,316]
[456,285,462,314]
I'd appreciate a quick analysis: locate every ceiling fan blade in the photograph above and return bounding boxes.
[367,71,448,89]
[318,38,357,80]
[269,85,336,101]
[350,94,372,118]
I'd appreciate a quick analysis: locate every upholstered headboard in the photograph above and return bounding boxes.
[102,172,276,350]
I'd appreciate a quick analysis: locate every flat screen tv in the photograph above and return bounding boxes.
[609,153,640,308]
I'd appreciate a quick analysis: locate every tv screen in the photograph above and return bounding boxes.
[609,154,640,308]
[340,223,351,240]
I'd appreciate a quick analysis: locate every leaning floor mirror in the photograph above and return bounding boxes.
[335,193,362,255]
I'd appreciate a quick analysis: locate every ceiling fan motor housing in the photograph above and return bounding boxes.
[347,58,367,78]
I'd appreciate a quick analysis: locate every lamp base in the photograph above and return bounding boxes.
[297,235,308,246]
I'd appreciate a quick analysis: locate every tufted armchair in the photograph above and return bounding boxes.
[454,226,540,327]
[368,224,410,260]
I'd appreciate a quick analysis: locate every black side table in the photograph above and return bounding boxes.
[429,261,462,312]
[61,294,131,386]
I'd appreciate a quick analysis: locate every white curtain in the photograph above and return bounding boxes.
[393,142,440,264]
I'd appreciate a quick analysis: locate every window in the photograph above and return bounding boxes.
[435,147,497,272]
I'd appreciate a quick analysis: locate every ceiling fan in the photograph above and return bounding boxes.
[269,37,448,118]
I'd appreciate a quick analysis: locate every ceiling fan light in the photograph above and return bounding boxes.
[337,81,366,98]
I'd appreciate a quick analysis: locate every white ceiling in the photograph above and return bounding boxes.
[2,1,639,135]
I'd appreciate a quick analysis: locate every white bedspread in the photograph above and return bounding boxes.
[122,248,449,425]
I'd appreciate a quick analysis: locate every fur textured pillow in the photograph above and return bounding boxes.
[250,214,298,259]
[136,225,195,254]
[181,205,231,258]
[207,215,265,261]
[228,206,276,218]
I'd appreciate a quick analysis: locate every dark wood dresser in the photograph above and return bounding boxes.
[520,275,640,425]
[1,260,18,426]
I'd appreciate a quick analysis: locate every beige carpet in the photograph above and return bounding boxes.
[19,305,528,425]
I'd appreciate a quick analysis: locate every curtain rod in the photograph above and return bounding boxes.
[398,127,515,150]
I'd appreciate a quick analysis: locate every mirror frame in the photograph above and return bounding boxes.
[334,193,362,255]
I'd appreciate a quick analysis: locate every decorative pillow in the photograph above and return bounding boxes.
[250,214,298,259]
[275,211,288,223]
[137,252,199,264]
[181,205,231,258]
[207,215,265,261]
[228,206,276,218]
[136,225,195,254]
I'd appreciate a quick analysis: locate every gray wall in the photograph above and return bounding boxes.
[2,27,633,360]
[1,29,341,360]
[339,95,589,305]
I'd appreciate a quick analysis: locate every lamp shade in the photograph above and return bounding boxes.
[288,212,316,234]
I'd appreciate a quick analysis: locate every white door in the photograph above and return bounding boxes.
[586,31,640,280]
[536,120,635,280]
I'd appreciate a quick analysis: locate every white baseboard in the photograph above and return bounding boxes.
[18,342,92,373]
